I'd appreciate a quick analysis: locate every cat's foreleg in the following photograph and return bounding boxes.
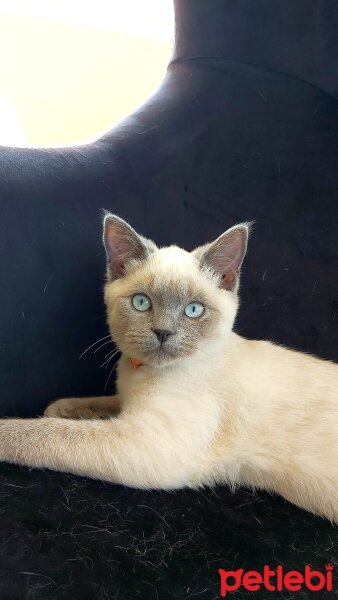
[0,416,194,489]
[44,395,121,419]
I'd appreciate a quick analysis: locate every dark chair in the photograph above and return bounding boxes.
[0,1,337,598]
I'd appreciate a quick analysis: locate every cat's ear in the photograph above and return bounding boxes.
[197,223,250,291]
[103,213,155,280]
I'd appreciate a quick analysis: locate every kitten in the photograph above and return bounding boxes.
[0,214,337,523]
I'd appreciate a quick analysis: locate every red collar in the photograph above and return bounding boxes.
[130,358,143,369]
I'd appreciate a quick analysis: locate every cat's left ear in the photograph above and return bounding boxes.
[196,223,250,291]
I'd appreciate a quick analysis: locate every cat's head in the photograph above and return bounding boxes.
[103,214,249,367]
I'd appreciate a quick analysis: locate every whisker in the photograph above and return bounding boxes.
[79,334,111,359]
[104,357,120,392]
[105,349,115,358]
[99,349,120,369]
[93,340,113,354]
[105,355,120,371]
[106,351,121,371]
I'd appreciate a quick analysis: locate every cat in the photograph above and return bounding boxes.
[0,214,337,523]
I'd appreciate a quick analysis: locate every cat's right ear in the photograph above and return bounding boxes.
[103,214,154,280]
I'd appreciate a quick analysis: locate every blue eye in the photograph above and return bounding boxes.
[132,294,152,312]
[184,302,205,318]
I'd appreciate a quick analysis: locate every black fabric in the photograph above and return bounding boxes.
[173,0,338,98]
[0,0,337,598]
[0,465,336,600]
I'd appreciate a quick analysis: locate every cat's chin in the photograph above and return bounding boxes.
[149,355,179,368]
[139,348,183,368]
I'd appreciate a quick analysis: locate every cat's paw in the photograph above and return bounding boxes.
[44,398,94,420]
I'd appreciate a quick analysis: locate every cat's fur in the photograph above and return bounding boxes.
[0,214,337,523]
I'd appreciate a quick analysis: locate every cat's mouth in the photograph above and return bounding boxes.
[117,335,189,367]
[148,346,177,361]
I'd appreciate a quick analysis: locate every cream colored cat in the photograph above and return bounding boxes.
[0,214,337,523]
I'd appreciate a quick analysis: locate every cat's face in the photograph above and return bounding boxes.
[103,215,248,367]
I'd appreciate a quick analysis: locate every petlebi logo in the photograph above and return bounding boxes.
[218,564,334,596]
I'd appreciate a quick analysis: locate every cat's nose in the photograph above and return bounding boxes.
[152,328,174,345]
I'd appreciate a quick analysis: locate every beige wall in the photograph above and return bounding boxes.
[0,13,172,146]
